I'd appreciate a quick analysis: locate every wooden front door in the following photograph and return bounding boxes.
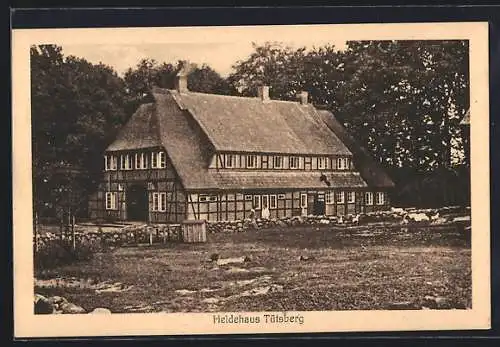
[313,193,326,216]
[127,184,148,221]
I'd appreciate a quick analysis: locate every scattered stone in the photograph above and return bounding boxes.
[404,213,430,223]
[239,284,284,297]
[34,294,54,314]
[89,307,112,314]
[226,267,249,274]
[175,289,197,295]
[299,255,316,261]
[217,256,246,266]
[200,288,219,293]
[60,302,86,314]
[453,216,471,223]
[202,297,220,304]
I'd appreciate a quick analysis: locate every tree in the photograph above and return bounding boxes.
[124,59,231,112]
[227,42,308,99]
[188,64,231,95]
[31,45,128,218]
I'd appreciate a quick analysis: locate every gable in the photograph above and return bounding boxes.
[106,103,163,152]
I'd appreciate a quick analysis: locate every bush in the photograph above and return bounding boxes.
[34,239,95,271]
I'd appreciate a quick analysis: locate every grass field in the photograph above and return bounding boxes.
[35,223,471,313]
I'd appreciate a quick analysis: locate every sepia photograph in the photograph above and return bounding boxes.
[12,22,490,337]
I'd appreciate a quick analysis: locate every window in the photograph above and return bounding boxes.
[336,191,345,204]
[325,191,334,204]
[346,158,351,169]
[376,192,385,205]
[125,154,132,170]
[151,152,158,168]
[347,191,356,203]
[160,193,167,211]
[246,155,257,168]
[337,158,346,170]
[158,151,166,168]
[104,155,117,171]
[261,195,269,209]
[273,156,283,169]
[199,194,208,202]
[318,157,327,170]
[300,193,307,208]
[253,195,261,209]
[290,156,300,169]
[118,184,124,191]
[365,192,374,205]
[226,154,237,168]
[118,155,125,170]
[135,153,142,169]
[105,192,117,210]
[277,194,286,200]
[141,153,148,169]
[269,195,277,209]
[152,192,167,212]
[199,194,217,202]
[245,195,253,201]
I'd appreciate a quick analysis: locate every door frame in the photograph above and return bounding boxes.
[126,183,149,221]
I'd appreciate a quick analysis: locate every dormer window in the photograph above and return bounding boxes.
[135,153,148,169]
[246,155,257,168]
[337,157,351,170]
[226,154,237,168]
[104,155,117,171]
[289,156,300,169]
[151,152,158,168]
[119,154,129,170]
[151,151,166,169]
[318,157,327,170]
[158,151,166,168]
[125,154,132,170]
[273,156,283,169]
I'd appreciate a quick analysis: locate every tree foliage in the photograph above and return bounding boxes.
[31,40,471,216]
[31,45,128,217]
[227,40,470,206]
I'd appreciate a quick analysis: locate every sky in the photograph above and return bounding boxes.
[61,39,347,77]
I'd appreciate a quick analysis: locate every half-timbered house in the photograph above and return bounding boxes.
[89,68,394,223]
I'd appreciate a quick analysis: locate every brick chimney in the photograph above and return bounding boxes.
[175,60,190,93]
[297,91,308,105]
[257,86,270,102]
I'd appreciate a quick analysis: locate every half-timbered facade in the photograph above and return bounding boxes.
[89,67,394,223]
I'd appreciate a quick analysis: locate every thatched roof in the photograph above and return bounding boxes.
[316,110,395,189]
[105,88,391,190]
[106,103,162,151]
[210,171,367,191]
[169,90,351,155]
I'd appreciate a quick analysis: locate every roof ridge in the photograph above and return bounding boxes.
[166,87,309,105]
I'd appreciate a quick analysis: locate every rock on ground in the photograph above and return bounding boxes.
[34,294,54,314]
[89,307,112,314]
